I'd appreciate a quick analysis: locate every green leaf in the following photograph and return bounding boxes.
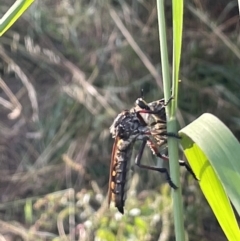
[134,217,148,233]
[0,0,35,36]
[24,198,33,224]
[96,229,116,241]
[179,113,240,241]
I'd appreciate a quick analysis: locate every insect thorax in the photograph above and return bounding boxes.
[110,111,146,140]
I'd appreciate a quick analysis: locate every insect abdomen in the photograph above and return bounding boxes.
[111,140,133,214]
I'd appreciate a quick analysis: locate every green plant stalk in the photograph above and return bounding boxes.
[0,0,35,36]
[156,0,185,241]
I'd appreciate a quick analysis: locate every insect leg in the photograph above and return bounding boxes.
[178,160,198,180]
[135,138,178,189]
[150,128,181,140]
[158,154,198,180]
[163,96,173,106]
[165,132,181,139]
[147,139,198,180]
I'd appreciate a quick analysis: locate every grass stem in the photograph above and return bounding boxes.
[156,0,185,240]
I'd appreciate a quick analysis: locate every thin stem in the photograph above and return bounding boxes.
[156,0,185,241]
[156,0,171,109]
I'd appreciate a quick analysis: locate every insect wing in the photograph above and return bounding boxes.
[108,136,119,206]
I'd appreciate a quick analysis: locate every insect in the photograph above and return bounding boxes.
[108,97,197,214]
[108,103,179,214]
[133,97,197,180]
[108,110,150,214]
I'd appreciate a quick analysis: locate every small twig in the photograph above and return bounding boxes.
[0,220,28,240]
[188,4,240,60]
[0,47,39,121]
[0,77,22,119]
[109,8,163,89]
[158,200,172,241]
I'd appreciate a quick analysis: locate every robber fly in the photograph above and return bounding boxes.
[108,102,178,214]
[133,96,197,180]
[108,110,151,214]
[108,97,197,214]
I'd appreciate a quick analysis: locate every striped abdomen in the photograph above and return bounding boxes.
[108,137,134,214]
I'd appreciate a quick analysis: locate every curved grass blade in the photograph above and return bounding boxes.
[179,113,240,241]
[0,0,34,36]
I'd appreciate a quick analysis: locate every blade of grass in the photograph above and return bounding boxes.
[156,0,185,240]
[171,0,183,115]
[0,0,35,36]
[238,1,240,16]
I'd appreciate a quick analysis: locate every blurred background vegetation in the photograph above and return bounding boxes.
[0,0,239,240]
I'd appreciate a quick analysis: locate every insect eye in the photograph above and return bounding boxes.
[136,98,150,110]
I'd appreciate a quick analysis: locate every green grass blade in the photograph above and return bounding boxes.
[0,0,35,36]
[238,1,240,17]
[24,198,33,224]
[156,0,185,240]
[156,0,171,102]
[170,1,185,241]
[172,0,183,114]
[179,113,240,240]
